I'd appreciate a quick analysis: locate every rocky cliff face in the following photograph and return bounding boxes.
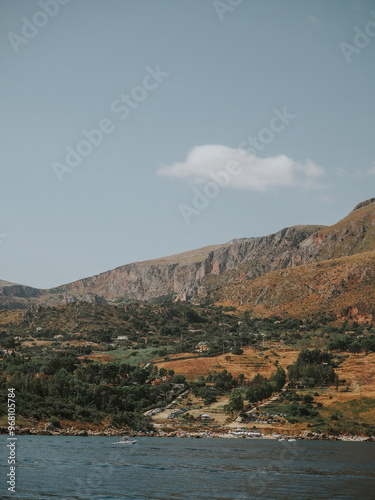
[215,250,375,322]
[209,199,375,321]
[0,198,374,319]
[52,224,324,304]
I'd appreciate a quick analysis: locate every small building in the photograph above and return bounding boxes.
[116,336,129,341]
[195,341,209,352]
[200,414,211,420]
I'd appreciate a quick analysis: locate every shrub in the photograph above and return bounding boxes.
[48,416,61,428]
[231,347,244,355]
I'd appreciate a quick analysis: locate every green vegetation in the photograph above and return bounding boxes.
[287,349,335,387]
[1,302,374,360]
[190,369,238,405]
[318,398,375,437]
[264,392,321,425]
[245,367,286,404]
[0,301,374,434]
[225,389,244,415]
[0,354,186,431]
[107,346,176,365]
[267,392,375,436]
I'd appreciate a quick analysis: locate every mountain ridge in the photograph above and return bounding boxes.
[0,198,374,320]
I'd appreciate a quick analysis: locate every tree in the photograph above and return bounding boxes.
[99,332,112,344]
[131,368,148,384]
[362,338,375,353]
[302,394,314,404]
[348,342,361,355]
[185,308,203,323]
[225,389,244,415]
[101,363,119,384]
[271,367,286,391]
[173,374,186,384]
[1,336,15,349]
[157,382,172,403]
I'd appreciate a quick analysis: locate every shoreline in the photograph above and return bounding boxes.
[1,426,373,442]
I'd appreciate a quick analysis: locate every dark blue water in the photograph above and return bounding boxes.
[1,436,374,499]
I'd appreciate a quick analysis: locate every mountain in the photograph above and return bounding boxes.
[0,279,42,309]
[1,198,374,320]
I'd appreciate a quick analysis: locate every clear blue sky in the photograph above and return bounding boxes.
[1,0,374,289]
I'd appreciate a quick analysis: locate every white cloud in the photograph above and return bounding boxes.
[336,161,375,178]
[157,145,325,192]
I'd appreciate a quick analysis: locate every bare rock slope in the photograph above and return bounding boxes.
[0,198,374,319]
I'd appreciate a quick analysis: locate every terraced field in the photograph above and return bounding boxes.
[155,347,300,381]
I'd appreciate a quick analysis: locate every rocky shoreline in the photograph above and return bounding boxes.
[1,426,373,442]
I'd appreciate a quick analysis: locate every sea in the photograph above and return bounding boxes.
[1,436,374,499]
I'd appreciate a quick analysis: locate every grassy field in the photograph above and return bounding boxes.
[99,345,178,365]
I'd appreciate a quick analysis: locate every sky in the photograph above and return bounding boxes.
[1,0,374,289]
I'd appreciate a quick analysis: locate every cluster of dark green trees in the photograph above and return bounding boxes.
[189,366,287,415]
[327,336,375,354]
[225,350,338,417]
[190,369,240,405]
[244,367,286,403]
[0,353,186,430]
[223,367,287,415]
[287,349,336,387]
[280,391,320,420]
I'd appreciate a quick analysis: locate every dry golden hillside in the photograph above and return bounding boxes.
[156,347,299,382]
[215,250,375,322]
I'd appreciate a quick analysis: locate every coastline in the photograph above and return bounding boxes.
[1,426,372,442]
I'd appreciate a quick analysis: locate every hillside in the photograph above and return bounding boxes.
[214,250,375,322]
[53,224,323,303]
[1,294,375,437]
[0,198,374,321]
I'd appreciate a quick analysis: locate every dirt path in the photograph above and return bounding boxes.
[245,384,288,414]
